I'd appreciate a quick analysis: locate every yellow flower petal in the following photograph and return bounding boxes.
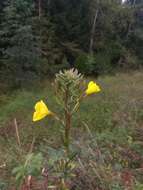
[85,81,101,95]
[33,100,51,122]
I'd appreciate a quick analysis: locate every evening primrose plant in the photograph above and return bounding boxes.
[33,69,101,154]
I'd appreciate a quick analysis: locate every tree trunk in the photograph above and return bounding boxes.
[38,0,42,19]
[126,0,136,39]
[89,9,99,55]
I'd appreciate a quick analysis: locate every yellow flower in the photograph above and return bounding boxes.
[33,100,52,122]
[85,81,101,95]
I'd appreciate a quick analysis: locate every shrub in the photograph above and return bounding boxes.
[75,52,113,76]
[75,53,96,75]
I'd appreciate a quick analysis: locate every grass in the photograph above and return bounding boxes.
[0,71,143,189]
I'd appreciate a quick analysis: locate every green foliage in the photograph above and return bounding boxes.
[94,52,113,74]
[0,0,142,87]
[55,68,84,110]
[12,153,43,186]
[54,69,86,152]
[75,41,129,75]
[111,184,124,190]
[47,147,76,179]
[134,182,143,190]
[75,54,96,75]
[0,180,7,190]
[0,0,42,87]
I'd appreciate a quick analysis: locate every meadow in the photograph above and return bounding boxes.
[0,71,143,190]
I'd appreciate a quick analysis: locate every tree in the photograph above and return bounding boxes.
[126,0,143,64]
[0,0,42,87]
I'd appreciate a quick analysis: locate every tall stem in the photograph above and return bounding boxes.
[64,87,71,154]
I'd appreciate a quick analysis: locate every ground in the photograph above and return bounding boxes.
[0,71,143,189]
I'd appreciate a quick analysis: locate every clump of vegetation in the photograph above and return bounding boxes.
[8,69,101,189]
